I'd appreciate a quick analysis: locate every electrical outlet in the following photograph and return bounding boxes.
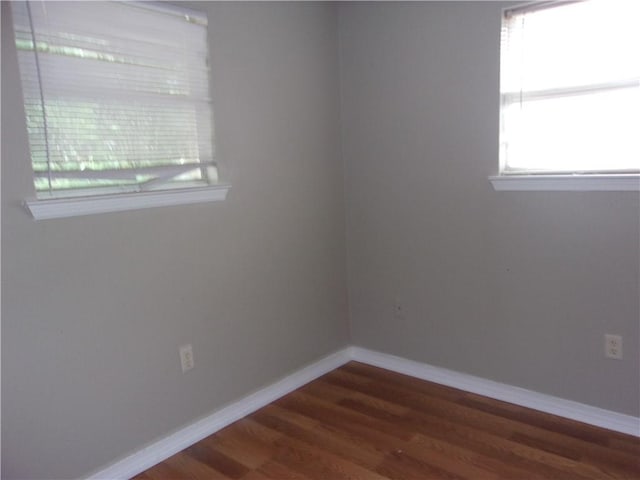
[604,334,623,360]
[179,344,195,372]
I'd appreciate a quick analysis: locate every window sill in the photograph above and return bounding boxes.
[25,184,231,220]
[489,175,640,192]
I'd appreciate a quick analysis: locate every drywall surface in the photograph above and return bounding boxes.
[1,3,348,478]
[339,2,640,416]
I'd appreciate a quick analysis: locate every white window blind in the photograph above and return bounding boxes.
[499,0,640,175]
[12,1,217,200]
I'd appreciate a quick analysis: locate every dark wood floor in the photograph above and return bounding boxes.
[134,362,640,479]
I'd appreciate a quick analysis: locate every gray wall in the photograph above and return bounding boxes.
[3,2,639,478]
[1,3,349,478]
[340,2,639,416]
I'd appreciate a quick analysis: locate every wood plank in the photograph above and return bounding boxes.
[255,460,313,480]
[239,470,272,480]
[137,460,195,480]
[322,365,640,477]
[403,408,615,480]
[276,390,414,441]
[251,405,385,471]
[164,451,233,480]
[184,438,250,479]
[134,362,640,480]
[205,418,283,470]
[270,435,389,480]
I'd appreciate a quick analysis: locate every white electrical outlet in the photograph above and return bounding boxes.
[604,334,623,360]
[179,344,195,372]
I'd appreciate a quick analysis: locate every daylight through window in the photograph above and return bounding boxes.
[499,0,640,175]
[12,1,217,199]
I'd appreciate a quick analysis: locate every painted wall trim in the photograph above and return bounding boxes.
[85,345,639,479]
[84,348,352,480]
[25,184,231,220]
[489,174,640,191]
[349,346,640,437]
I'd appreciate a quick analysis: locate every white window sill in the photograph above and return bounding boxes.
[489,174,640,192]
[25,184,231,220]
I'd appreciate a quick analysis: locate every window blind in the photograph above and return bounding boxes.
[12,1,217,198]
[499,0,640,174]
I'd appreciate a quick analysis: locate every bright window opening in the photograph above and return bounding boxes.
[499,0,640,176]
[12,1,220,204]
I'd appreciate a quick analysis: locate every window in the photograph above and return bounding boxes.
[491,0,639,191]
[12,1,229,219]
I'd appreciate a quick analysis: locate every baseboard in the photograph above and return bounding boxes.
[349,346,640,437]
[85,347,352,480]
[86,344,639,479]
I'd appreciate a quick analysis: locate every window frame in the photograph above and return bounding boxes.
[24,185,230,220]
[11,1,230,219]
[489,174,639,192]
[491,0,640,192]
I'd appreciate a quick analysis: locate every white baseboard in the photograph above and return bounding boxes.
[85,345,639,479]
[349,346,640,437]
[85,348,352,480]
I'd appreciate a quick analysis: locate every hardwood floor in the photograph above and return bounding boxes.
[134,362,640,479]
